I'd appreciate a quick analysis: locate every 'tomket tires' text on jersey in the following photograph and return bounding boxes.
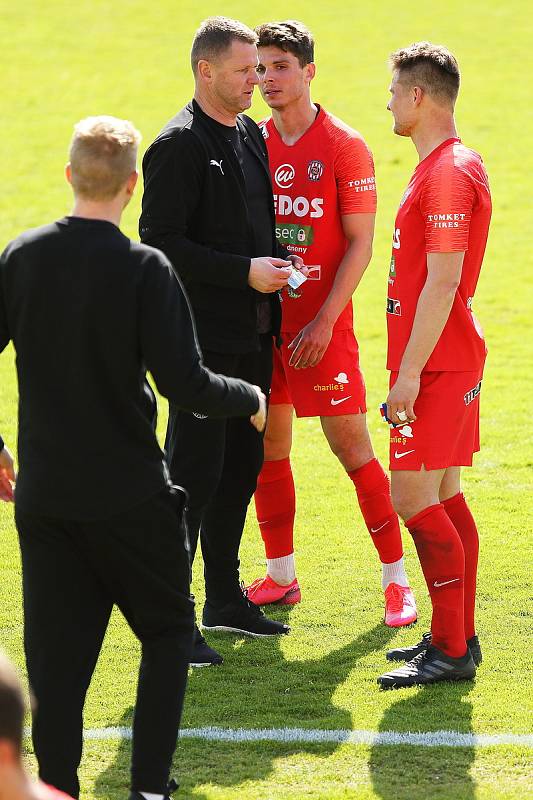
[261,107,377,333]
[387,137,492,372]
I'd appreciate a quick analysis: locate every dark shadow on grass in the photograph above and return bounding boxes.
[94,616,396,799]
[370,680,476,800]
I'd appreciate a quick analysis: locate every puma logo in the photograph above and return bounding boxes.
[209,159,224,175]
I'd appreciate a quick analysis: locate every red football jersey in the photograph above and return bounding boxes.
[261,107,377,333]
[386,138,491,372]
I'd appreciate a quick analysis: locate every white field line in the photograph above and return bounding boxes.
[26,726,532,747]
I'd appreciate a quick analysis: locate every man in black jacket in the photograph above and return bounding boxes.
[0,115,266,800]
[140,16,302,662]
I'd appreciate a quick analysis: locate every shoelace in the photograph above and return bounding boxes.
[240,580,262,615]
[385,583,405,612]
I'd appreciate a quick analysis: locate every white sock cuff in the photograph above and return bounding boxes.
[267,553,296,585]
[382,556,409,590]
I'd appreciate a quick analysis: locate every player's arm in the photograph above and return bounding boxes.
[288,212,374,369]
[386,251,464,421]
[140,255,265,428]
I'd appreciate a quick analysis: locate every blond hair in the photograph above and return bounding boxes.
[69,115,141,200]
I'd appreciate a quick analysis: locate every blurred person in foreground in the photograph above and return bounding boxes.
[0,650,73,799]
[0,115,266,798]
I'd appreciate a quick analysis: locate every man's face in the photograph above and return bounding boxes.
[257,46,313,110]
[209,40,260,114]
[387,71,416,136]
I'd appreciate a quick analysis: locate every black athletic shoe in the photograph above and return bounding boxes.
[378,644,476,689]
[202,585,290,637]
[386,632,482,666]
[129,777,179,799]
[190,625,223,667]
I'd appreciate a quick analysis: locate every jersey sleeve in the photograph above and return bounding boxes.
[333,129,377,215]
[420,159,477,252]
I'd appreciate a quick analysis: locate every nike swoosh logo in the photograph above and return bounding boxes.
[433,578,460,588]
[370,521,390,533]
[331,396,352,406]
[394,449,415,459]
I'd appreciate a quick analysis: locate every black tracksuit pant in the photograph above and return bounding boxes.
[165,335,272,607]
[16,486,194,799]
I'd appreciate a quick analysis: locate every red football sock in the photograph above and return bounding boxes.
[443,492,479,641]
[348,458,403,564]
[254,457,295,559]
[406,504,467,658]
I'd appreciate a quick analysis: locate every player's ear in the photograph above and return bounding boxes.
[65,163,72,185]
[197,59,212,82]
[304,63,316,83]
[412,85,424,107]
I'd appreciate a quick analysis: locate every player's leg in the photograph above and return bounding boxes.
[247,342,300,605]
[16,509,112,799]
[440,466,482,664]
[320,412,416,626]
[201,335,289,636]
[86,487,194,797]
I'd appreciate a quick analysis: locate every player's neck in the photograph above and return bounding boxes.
[194,89,238,128]
[412,118,458,162]
[70,198,123,227]
[272,99,318,146]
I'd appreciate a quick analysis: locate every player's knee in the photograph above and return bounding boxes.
[264,433,291,461]
[390,483,412,522]
[327,435,373,472]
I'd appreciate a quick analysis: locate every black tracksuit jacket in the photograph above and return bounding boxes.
[139,99,284,354]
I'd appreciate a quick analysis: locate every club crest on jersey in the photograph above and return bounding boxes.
[307,159,324,182]
[275,163,295,189]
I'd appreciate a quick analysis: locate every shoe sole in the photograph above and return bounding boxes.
[384,614,418,628]
[201,624,289,637]
[249,587,301,607]
[190,661,222,668]
[378,672,476,690]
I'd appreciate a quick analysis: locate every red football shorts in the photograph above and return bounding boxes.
[270,329,366,418]
[388,366,484,471]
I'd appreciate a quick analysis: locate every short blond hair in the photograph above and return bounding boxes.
[69,115,141,200]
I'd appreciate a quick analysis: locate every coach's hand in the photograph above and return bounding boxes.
[286,254,308,276]
[288,317,333,369]
[250,386,267,432]
[0,446,16,502]
[249,257,292,293]
[386,371,420,424]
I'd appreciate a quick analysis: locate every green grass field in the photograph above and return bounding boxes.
[1,0,532,797]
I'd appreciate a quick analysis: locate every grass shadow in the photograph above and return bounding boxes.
[94,618,396,798]
[370,680,476,800]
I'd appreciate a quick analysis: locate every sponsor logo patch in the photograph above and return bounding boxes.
[464,380,482,406]
[274,163,295,189]
[276,223,314,247]
[387,298,401,316]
